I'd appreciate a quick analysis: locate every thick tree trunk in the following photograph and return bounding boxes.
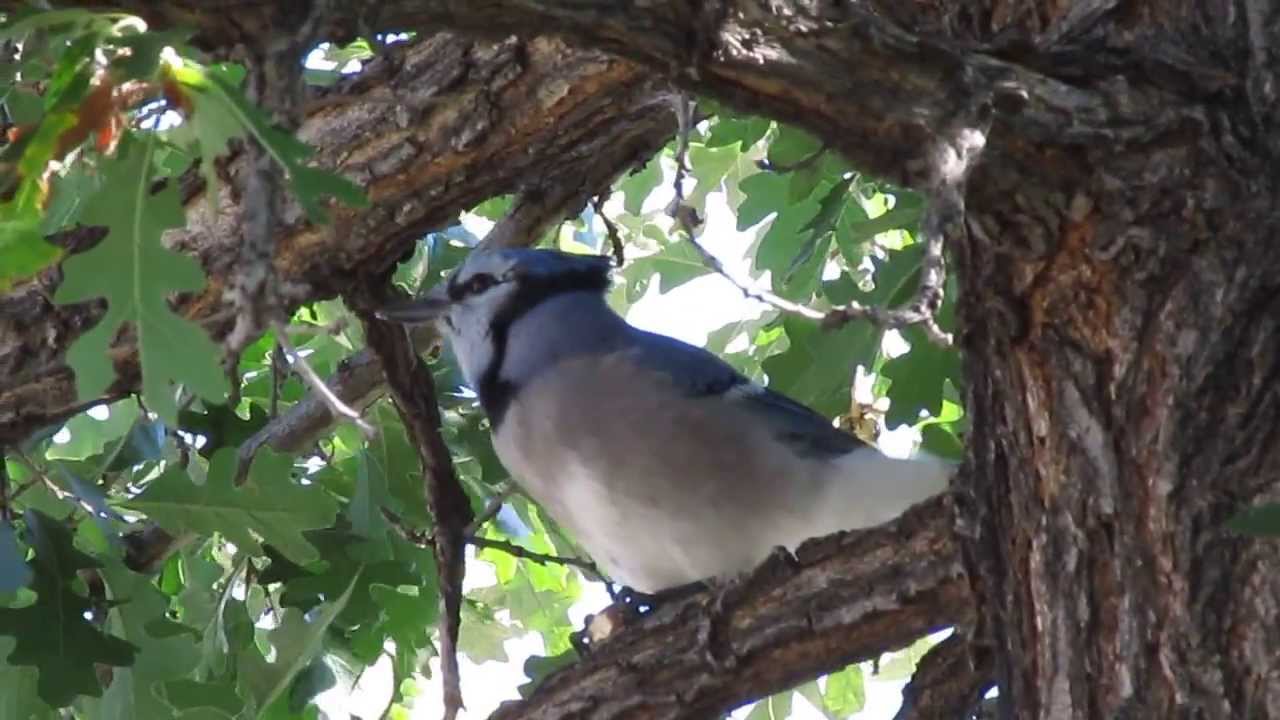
[957,93,1280,717]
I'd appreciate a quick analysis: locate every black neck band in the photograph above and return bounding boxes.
[476,267,610,428]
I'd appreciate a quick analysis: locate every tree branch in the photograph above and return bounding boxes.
[489,494,969,720]
[2,33,674,444]
[892,633,994,720]
[357,283,474,720]
[469,535,607,583]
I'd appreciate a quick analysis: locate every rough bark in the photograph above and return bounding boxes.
[491,496,968,720]
[0,34,674,443]
[955,83,1280,720]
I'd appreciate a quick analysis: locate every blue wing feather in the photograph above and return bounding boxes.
[626,329,864,458]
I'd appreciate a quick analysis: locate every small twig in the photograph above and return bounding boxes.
[668,92,696,214]
[273,321,376,438]
[357,285,472,720]
[462,482,515,536]
[0,450,10,522]
[592,195,625,267]
[755,143,828,174]
[9,450,91,520]
[4,461,44,502]
[892,633,994,720]
[269,342,286,419]
[468,535,608,584]
[381,507,432,547]
[665,93,981,348]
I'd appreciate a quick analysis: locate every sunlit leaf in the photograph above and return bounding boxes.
[54,134,228,424]
[170,62,367,224]
[124,448,339,565]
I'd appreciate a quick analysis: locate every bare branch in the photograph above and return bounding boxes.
[670,114,994,348]
[463,482,515,536]
[2,34,676,445]
[592,195,625,267]
[893,633,994,720]
[356,283,474,720]
[273,321,376,438]
[823,117,991,346]
[469,534,607,583]
[489,494,969,720]
[756,143,828,174]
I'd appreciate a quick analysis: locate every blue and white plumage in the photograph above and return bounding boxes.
[379,248,951,593]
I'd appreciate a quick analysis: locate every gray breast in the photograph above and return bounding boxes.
[491,351,832,591]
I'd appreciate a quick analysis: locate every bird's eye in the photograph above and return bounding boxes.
[464,273,496,295]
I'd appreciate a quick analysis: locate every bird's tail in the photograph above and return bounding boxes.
[821,447,953,530]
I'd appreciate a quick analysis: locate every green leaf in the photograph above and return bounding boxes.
[0,523,32,593]
[0,511,138,707]
[753,198,824,301]
[1228,504,1280,536]
[687,142,738,206]
[745,690,793,720]
[836,195,924,254]
[767,125,823,168]
[54,134,228,424]
[363,404,432,520]
[259,529,430,636]
[0,222,61,291]
[161,678,244,717]
[2,88,44,125]
[177,403,270,459]
[106,28,194,79]
[921,422,964,460]
[620,238,708,303]
[737,171,790,231]
[822,664,866,717]
[618,154,663,216]
[369,582,439,651]
[762,315,880,417]
[124,447,339,565]
[174,548,224,632]
[876,635,939,681]
[705,114,770,149]
[97,560,201,719]
[173,63,367,224]
[238,573,359,715]
[881,283,961,428]
[457,605,516,664]
[0,638,59,720]
[349,451,394,547]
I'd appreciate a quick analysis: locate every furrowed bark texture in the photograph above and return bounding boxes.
[491,497,968,720]
[0,33,673,443]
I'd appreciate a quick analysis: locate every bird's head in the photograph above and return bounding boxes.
[377,247,613,334]
[376,248,613,390]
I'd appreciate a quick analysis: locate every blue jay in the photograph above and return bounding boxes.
[379,248,951,594]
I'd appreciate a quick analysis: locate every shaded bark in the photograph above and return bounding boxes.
[955,93,1280,717]
[490,496,968,720]
[0,34,673,443]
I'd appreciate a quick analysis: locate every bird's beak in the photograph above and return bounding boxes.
[375,285,450,325]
